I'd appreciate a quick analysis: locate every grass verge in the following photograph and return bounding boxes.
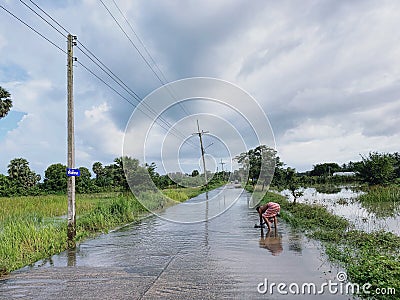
[0,188,208,276]
[258,190,400,299]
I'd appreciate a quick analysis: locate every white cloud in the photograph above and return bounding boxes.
[1,0,400,176]
[79,102,124,159]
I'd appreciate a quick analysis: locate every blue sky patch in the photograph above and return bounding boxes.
[0,63,29,82]
[0,111,26,140]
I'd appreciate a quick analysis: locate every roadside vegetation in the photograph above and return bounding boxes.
[256,191,400,300]
[239,147,400,299]
[0,154,228,277]
[0,182,220,276]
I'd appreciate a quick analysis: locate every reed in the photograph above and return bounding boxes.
[358,185,400,203]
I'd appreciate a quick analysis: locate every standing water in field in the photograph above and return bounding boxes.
[281,187,400,236]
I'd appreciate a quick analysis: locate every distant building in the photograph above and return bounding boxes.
[332,172,356,177]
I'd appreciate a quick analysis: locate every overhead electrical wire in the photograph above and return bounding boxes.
[3,1,198,149]
[101,0,191,117]
[0,4,66,54]
[98,0,165,85]
[110,0,169,85]
[27,0,198,148]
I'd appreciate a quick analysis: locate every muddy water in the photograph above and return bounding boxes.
[0,185,349,299]
[281,187,400,236]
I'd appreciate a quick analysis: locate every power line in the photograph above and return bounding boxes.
[26,0,69,35]
[98,0,165,85]
[0,4,66,54]
[0,0,196,147]
[11,0,198,148]
[107,0,191,117]
[24,0,194,144]
[19,0,67,38]
[75,44,193,140]
[111,0,168,84]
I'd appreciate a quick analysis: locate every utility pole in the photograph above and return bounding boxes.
[193,120,209,185]
[219,159,225,173]
[67,34,77,248]
[219,159,225,181]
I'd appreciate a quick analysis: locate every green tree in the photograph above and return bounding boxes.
[236,145,277,188]
[0,174,11,196]
[123,157,152,193]
[191,169,199,177]
[0,86,12,118]
[112,157,129,191]
[310,163,341,177]
[146,162,160,185]
[392,152,400,179]
[92,162,103,179]
[7,158,40,194]
[285,167,303,204]
[92,161,110,188]
[43,163,67,193]
[356,152,396,185]
[76,167,93,193]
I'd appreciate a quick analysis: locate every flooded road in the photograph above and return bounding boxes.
[0,185,349,299]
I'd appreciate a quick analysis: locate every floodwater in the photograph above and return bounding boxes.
[0,185,351,299]
[281,187,400,236]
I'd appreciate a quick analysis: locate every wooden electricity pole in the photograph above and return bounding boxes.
[67,34,77,247]
[193,120,209,185]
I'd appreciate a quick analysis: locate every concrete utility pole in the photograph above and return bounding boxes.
[219,159,225,181]
[219,159,225,173]
[67,34,77,247]
[193,120,209,184]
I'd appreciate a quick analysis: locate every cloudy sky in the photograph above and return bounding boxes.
[0,0,400,178]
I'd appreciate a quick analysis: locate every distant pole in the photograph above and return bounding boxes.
[193,120,209,185]
[220,159,225,172]
[220,159,225,181]
[67,34,77,247]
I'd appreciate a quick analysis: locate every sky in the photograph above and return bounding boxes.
[0,0,400,178]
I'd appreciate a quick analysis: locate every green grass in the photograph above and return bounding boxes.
[358,185,400,203]
[259,191,400,300]
[358,185,400,218]
[162,181,227,203]
[0,188,208,276]
[0,193,127,275]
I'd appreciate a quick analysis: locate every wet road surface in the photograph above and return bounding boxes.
[0,185,350,299]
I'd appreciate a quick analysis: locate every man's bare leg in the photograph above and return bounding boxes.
[263,216,271,231]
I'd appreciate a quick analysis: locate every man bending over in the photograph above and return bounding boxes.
[256,202,281,231]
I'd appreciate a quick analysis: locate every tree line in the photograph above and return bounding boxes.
[236,147,400,189]
[0,156,231,197]
[0,157,160,196]
[1,146,399,197]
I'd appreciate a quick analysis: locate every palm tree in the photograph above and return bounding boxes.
[8,158,30,182]
[92,161,103,179]
[0,86,12,118]
[7,158,40,188]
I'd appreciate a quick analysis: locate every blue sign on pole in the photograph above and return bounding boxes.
[67,168,81,177]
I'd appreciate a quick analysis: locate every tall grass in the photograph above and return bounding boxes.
[0,220,66,274]
[358,185,400,203]
[0,189,204,276]
[162,187,203,202]
[0,193,151,275]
